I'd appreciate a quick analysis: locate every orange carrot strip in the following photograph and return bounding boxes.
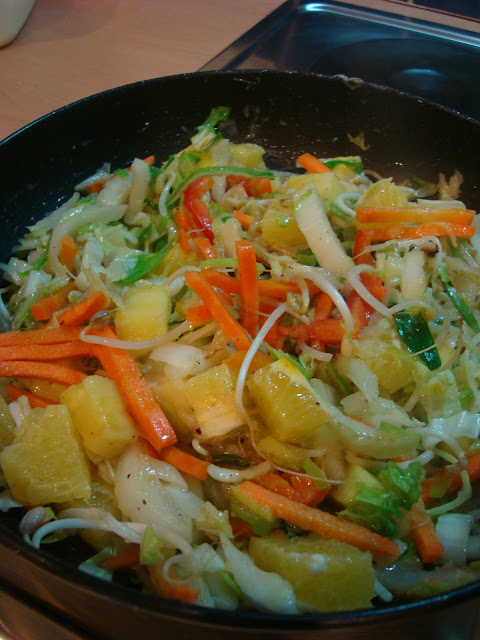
[184,271,251,351]
[236,240,259,337]
[353,229,375,266]
[235,481,401,558]
[0,326,84,348]
[103,546,141,571]
[314,292,335,321]
[178,228,195,254]
[6,384,56,408]
[410,501,444,564]
[93,327,176,451]
[142,155,155,165]
[186,304,212,327]
[0,361,86,386]
[159,446,210,481]
[365,223,474,242]
[223,349,271,373]
[422,453,480,504]
[285,474,331,507]
[233,210,255,229]
[255,471,301,502]
[0,341,94,362]
[150,568,199,605]
[59,236,79,272]
[194,236,218,259]
[296,152,331,174]
[280,318,345,344]
[58,292,109,327]
[174,208,196,232]
[31,282,78,323]
[356,206,475,225]
[230,517,258,538]
[86,182,105,194]
[201,269,320,300]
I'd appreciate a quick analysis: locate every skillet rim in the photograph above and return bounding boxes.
[1,68,480,630]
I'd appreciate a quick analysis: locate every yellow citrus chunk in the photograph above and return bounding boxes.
[356,177,408,208]
[249,532,374,612]
[61,375,137,460]
[0,405,91,504]
[248,358,330,445]
[261,196,306,249]
[0,395,15,451]
[115,283,170,342]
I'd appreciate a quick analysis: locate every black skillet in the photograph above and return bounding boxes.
[0,70,480,640]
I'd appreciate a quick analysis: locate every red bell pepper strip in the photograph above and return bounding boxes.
[183,177,214,241]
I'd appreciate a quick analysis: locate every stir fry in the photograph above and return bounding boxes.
[1,108,480,613]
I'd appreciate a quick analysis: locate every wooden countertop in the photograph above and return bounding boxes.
[0,0,283,142]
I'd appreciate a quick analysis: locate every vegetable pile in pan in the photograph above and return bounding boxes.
[1,108,480,613]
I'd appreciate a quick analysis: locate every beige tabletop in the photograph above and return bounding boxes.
[0,0,283,142]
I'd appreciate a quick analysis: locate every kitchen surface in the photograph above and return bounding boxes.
[2,0,480,144]
[2,1,480,638]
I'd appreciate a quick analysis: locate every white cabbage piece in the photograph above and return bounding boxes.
[422,411,480,450]
[220,534,297,614]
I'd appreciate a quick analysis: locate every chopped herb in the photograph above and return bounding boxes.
[116,241,172,285]
[114,168,129,179]
[324,158,363,173]
[394,311,442,371]
[143,199,159,213]
[438,264,480,332]
[137,224,153,243]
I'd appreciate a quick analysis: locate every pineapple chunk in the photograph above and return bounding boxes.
[115,283,170,341]
[282,172,344,202]
[0,405,91,504]
[61,375,137,460]
[0,395,15,451]
[354,337,415,394]
[330,463,383,508]
[183,363,243,440]
[248,359,330,445]
[356,177,409,208]
[229,142,265,169]
[150,375,198,442]
[249,532,374,611]
[261,196,306,249]
[21,378,67,403]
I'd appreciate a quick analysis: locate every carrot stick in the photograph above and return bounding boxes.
[201,269,320,300]
[159,446,210,481]
[59,236,79,272]
[235,481,401,558]
[174,208,196,232]
[103,546,140,571]
[222,349,271,373]
[255,471,301,502]
[6,384,57,408]
[31,282,78,323]
[149,565,199,605]
[93,327,176,450]
[230,517,258,538]
[356,206,475,225]
[363,223,474,242]
[178,228,194,254]
[0,361,86,386]
[194,236,218,259]
[285,474,330,507]
[410,501,444,564]
[280,318,345,344]
[353,229,375,266]
[235,240,259,337]
[422,453,480,503]
[86,182,105,194]
[234,210,255,229]
[0,326,84,348]
[142,155,155,165]
[186,304,212,327]
[0,341,94,362]
[58,292,109,327]
[184,271,251,351]
[296,152,331,174]
[314,292,335,321]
